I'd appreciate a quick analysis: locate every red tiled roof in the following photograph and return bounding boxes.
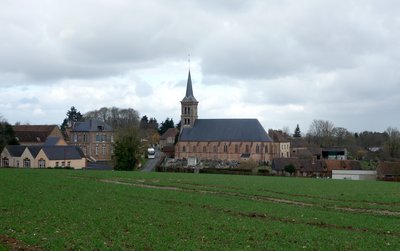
[160,128,179,140]
[377,162,400,177]
[13,125,58,143]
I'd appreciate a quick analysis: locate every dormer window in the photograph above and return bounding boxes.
[98,125,104,131]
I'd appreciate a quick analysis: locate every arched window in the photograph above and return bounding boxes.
[188,107,191,114]
[23,158,31,168]
[213,146,217,153]
[193,146,196,152]
[2,157,9,167]
[223,144,228,153]
[235,145,239,153]
[203,146,207,153]
[265,145,269,153]
[256,145,260,154]
[245,145,249,154]
[38,159,46,168]
[182,146,186,152]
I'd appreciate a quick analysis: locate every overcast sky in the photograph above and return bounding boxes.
[1,0,399,134]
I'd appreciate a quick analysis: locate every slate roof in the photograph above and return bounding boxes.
[13,125,58,143]
[41,146,85,160]
[44,136,63,145]
[181,70,197,102]
[27,146,42,158]
[179,119,272,142]
[5,145,26,157]
[71,119,113,132]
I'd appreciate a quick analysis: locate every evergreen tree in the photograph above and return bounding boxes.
[159,118,175,135]
[293,124,301,137]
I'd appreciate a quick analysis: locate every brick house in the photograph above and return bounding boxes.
[68,119,115,161]
[175,70,275,163]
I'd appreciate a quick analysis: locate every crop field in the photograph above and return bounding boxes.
[0,168,399,250]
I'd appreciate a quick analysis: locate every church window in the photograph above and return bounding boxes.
[183,146,186,152]
[256,145,260,154]
[265,145,269,153]
[188,107,191,114]
[245,145,250,154]
[223,144,228,153]
[193,146,196,152]
[203,146,206,153]
[235,145,239,153]
[188,119,190,125]
[213,146,217,153]
[184,107,187,114]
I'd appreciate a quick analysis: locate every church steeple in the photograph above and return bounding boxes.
[182,70,197,102]
[180,70,199,131]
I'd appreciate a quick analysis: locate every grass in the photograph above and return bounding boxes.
[0,168,399,250]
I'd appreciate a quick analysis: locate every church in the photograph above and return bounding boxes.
[175,71,276,163]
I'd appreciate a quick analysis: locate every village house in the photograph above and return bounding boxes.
[175,70,279,163]
[377,162,400,181]
[1,145,86,169]
[67,119,115,161]
[268,130,291,158]
[160,128,179,150]
[13,125,66,146]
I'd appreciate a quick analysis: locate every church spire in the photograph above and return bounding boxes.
[182,70,197,102]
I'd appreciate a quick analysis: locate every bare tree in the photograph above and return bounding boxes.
[385,127,400,158]
[307,119,335,146]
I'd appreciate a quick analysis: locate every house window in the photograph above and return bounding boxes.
[55,162,59,167]
[111,135,114,143]
[213,146,217,153]
[61,161,65,167]
[95,145,99,156]
[256,145,260,154]
[16,160,19,168]
[67,161,71,167]
[245,145,249,154]
[38,159,46,168]
[102,134,106,142]
[23,158,31,168]
[73,133,78,142]
[182,146,186,152]
[102,145,106,155]
[203,146,206,153]
[2,157,9,167]
[96,133,100,142]
[110,145,114,155]
[223,144,228,153]
[235,145,239,153]
[83,134,87,143]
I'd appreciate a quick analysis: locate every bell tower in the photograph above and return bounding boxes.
[180,70,198,131]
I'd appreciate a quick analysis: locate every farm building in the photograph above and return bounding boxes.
[332,170,376,180]
[377,162,400,181]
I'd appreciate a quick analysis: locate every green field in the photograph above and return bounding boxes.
[0,169,399,250]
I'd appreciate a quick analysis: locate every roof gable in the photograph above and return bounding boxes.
[5,145,26,157]
[160,128,179,140]
[179,119,272,142]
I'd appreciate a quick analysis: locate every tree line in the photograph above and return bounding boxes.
[294,119,400,160]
